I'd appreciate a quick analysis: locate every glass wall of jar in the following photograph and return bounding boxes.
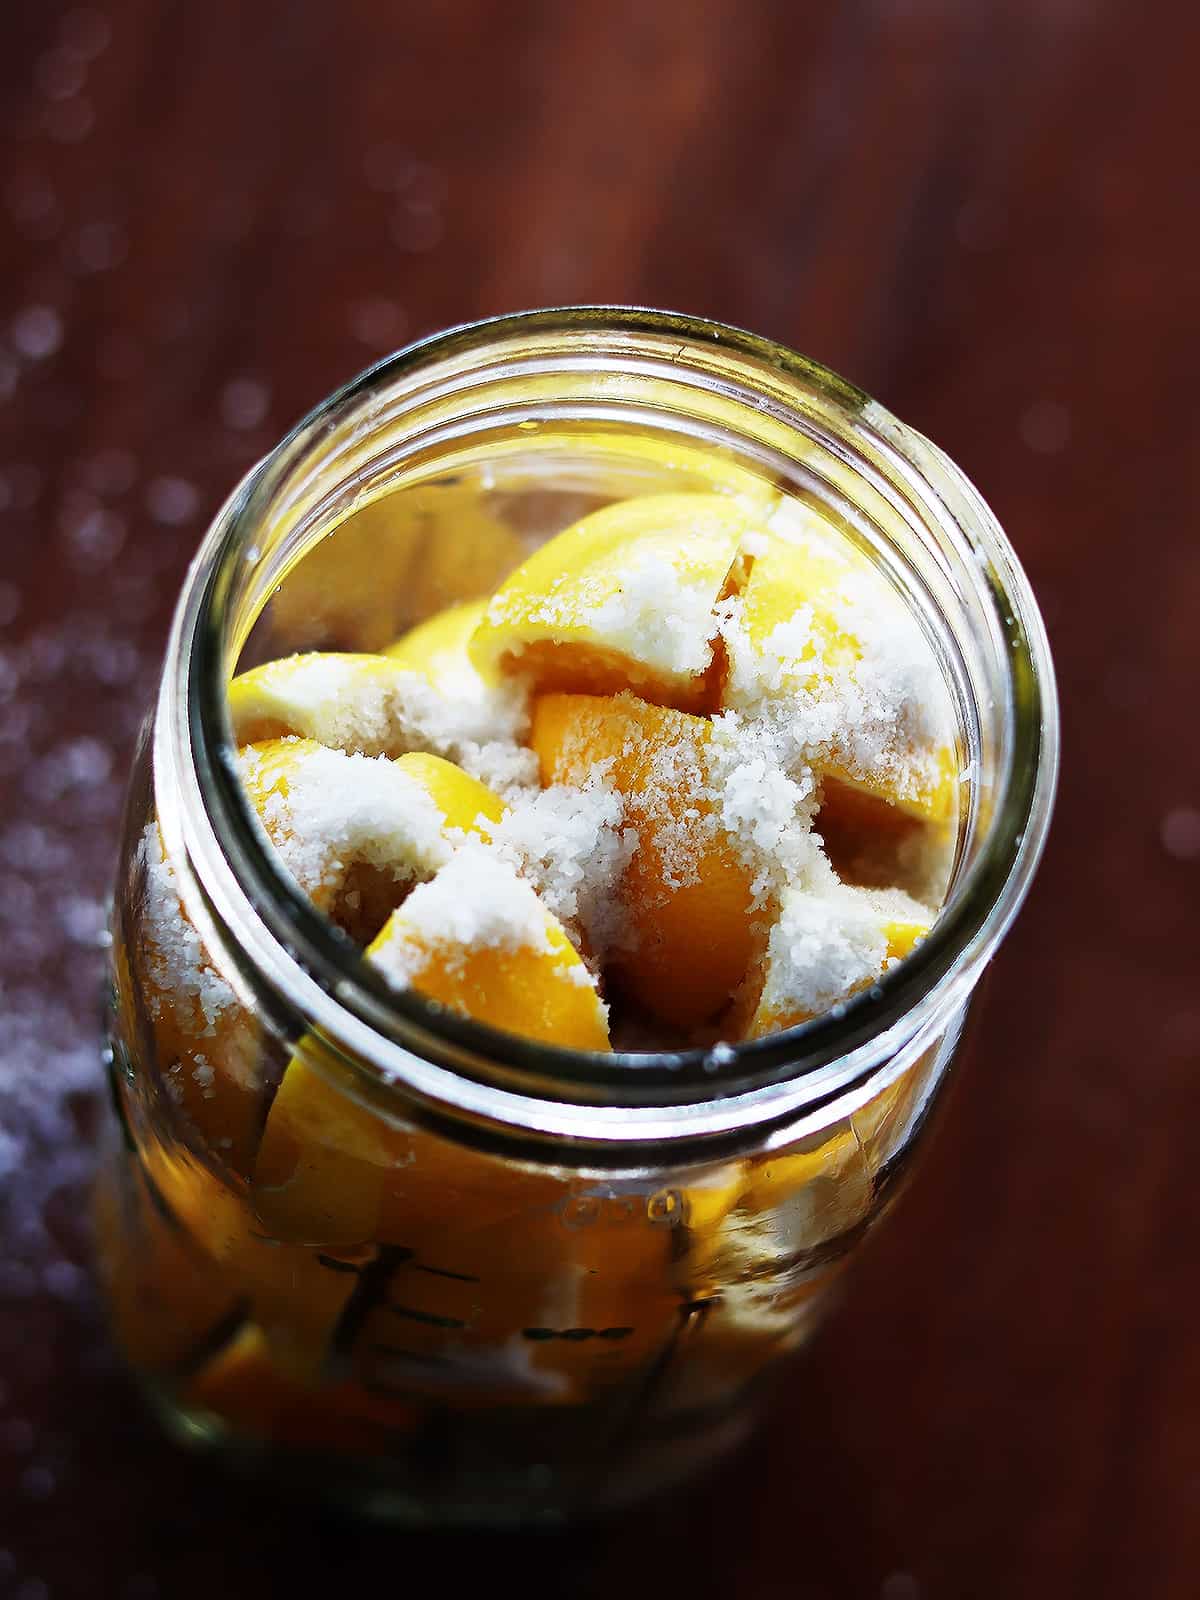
[96,309,1057,1525]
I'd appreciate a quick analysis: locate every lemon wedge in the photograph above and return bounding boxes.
[229,653,407,756]
[368,849,610,1052]
[723,504,959,824]
[531,690,757,1027]
[469,493,758,713]
[736,882,933,1038]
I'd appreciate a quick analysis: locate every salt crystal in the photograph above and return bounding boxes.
[348,296,405,349]
[42,1258,83,1299]
[57,896,106,945]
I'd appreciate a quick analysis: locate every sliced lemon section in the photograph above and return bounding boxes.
[229,653,406,756]
[532,690,757,1027]
[230,628,534,797]
[391,750,506,839]
[737,881,933,1039]
[368,849,611,1052]
[268,480,522,653]
[723,504,959,824]
[239,737,454,912]
[470,493,758,713]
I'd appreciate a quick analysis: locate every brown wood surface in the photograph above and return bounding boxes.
[1,1,1197,1594]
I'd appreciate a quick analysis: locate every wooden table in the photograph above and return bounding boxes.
[1,2,1196,1594]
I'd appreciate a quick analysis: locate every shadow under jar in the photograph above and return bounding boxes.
[96,309,1057,1526]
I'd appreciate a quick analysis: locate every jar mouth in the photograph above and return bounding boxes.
[157,306,1058,1143]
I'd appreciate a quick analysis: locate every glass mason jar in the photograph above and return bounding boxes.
[96,308,1057,1525]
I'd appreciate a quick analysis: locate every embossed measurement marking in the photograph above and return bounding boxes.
[522,1326,634,1342]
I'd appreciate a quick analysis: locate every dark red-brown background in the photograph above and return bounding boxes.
[1,2,1197,1596]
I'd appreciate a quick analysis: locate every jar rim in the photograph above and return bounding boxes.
[155,306,1058,1149]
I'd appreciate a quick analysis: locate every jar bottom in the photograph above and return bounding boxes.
[140,1376,759,1527]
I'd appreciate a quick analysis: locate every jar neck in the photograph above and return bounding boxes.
[153,308,1057,1152]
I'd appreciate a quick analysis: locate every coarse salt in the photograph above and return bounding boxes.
[245,742,453,898]
[369,847,554,987]
[139,823,238,1032]
[486,776,638,956]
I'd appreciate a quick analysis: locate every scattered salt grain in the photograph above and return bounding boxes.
[11,307,63,361]
[64,505,126,570]
[145,476,199,526]
[191,1057,215,1098]
[0,1126,22,1180]
[220,376,270,431]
